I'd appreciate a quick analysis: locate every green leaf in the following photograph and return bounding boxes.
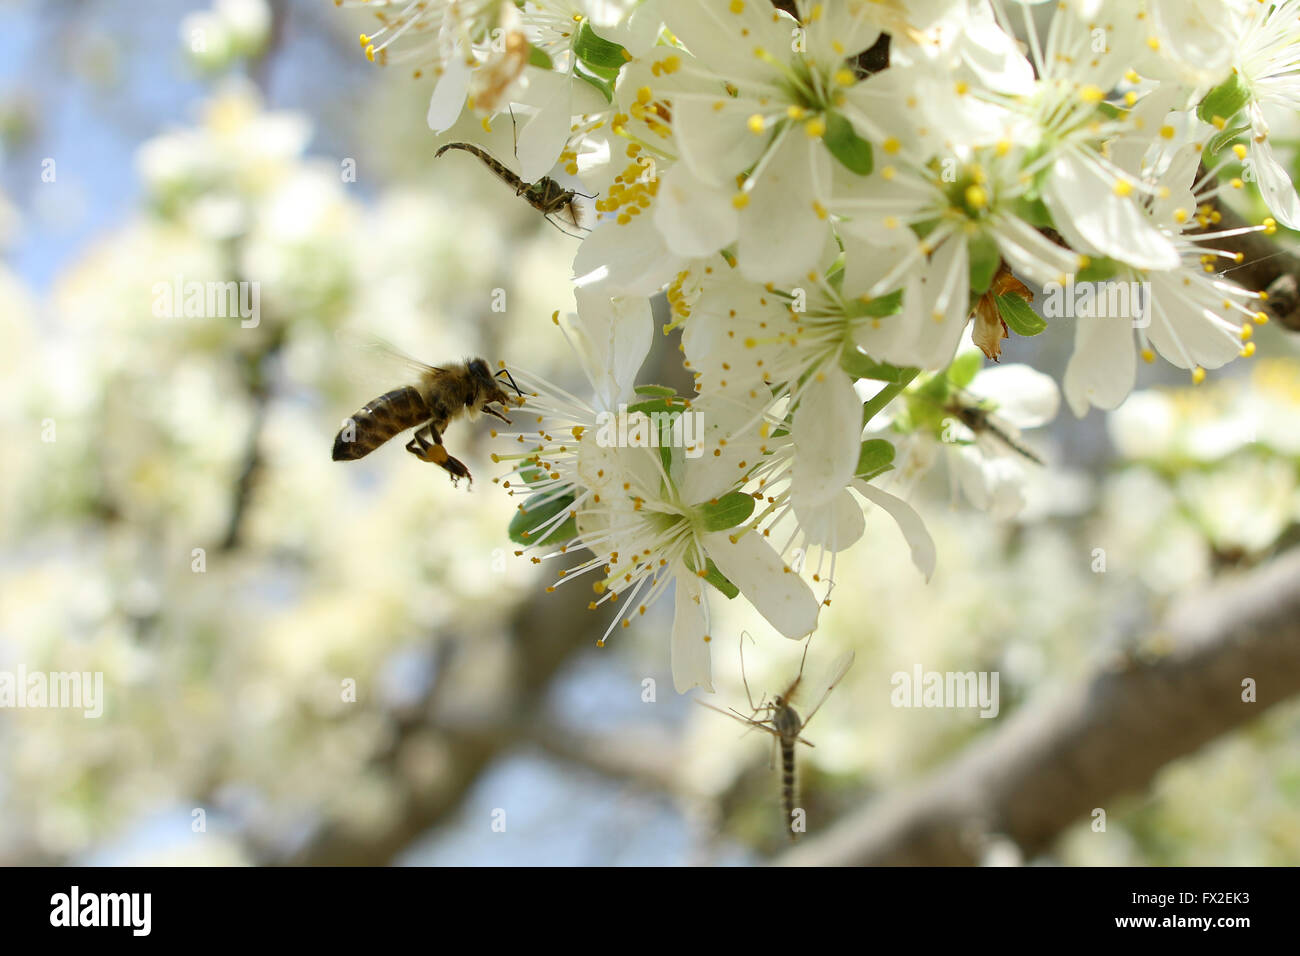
[840,349,913,383]
[509,493,578,545]
[633,384,678,399]
[855,439,895,480]
[824,111,873,175]
[527,44,554,70]
[968,233,1001,296]
[996,294,1046,336]
[1197,72,1251,126]
[574,21,630,71]
[695,491,755,532]
[685,554,740,599]
[946,350,983,389]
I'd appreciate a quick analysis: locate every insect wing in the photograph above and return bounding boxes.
[333,329,444,389]
[796,649,855,731]
[694,699,779,740]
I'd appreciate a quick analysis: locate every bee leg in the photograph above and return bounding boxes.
[406,425,473,486]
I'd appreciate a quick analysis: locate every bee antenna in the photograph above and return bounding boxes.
[496,367,524,398]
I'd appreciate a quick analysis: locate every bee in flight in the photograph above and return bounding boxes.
[332,338,523,486]
[699,635,855,842]
[434,141,594,237]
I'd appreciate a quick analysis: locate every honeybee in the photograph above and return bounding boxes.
[331,339,523,486]
[434,142,592,236]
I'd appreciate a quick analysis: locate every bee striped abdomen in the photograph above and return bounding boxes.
[333,386,431,460]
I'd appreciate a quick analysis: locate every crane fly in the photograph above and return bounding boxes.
[698,635,855,842]
[433,142,594,238]
[944,390,1046,466]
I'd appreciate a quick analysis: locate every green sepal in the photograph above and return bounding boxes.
[1197,72,1251,126]
[509,493,578,545]
[855,439,896,480]
[824,111,874,175]
[694,491,756,532]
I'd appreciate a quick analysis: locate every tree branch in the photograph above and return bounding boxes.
[780,547,1300,865]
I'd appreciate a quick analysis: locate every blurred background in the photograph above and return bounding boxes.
[1,0,1298,866]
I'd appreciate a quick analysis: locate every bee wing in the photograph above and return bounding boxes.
[795,650,855,731]
[333,328,445,389]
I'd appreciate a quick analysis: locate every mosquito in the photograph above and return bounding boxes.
[434,108,596,238]
[698,634,856,842]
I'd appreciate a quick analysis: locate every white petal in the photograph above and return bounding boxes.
[573,215,685,296]
[658,0,789,87]
[652,163,739,258]
[1251,137,1300,230]
[672,96,769,188]
[853,481,936,580]
[704,530,820,640]
[793,371,862,509]
[427,55,471,132]
[515,70,573,181]
[968,365,1061,429]
[793,488,867,553]
[572,290,654,408]
[671,572,713,694]
[737,135,832,282]
[1044,153,1180,270]
[1063,315,1137,416]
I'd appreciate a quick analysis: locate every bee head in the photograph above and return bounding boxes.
[469,358,521,422]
